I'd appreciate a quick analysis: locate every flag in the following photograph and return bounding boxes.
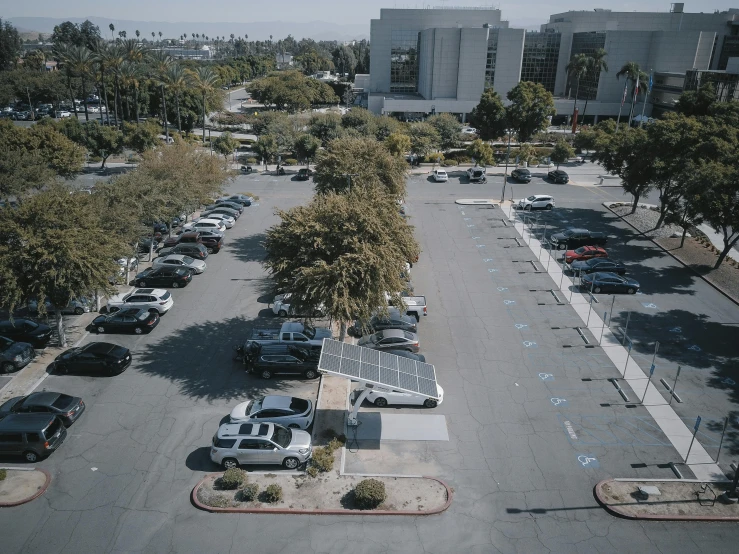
[621,82,628,106]
[648,71,653,92]
[633,78,640,102]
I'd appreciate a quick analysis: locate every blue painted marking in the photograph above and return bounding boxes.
[670,327,682,333]
[472,236,480,239]
[497,287,509,292]
[514,323,528,329]
[523,341,537,348]
[489,268,498,273]
[641,302,658,309]
[551,397,568,407]
[464,218,471,221]
[504,300,516,305]
[577,454,600,468]
[483,259,493,262]
[476,244,486,248]
[688,345,701,352]
[538,372,554,381]
[722,378,736,386]
[467,224,475,228]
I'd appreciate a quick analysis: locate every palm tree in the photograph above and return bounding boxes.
[118,61,145,124]
[122,38,144,63]
[54,44,79,119]
[148,50,173,138]
[109,23,115,40]
[162,63,190,135]
[580,48,608,125]
[158,31,162,42]
[104,44,125,128]
[58,45,94,122]
[135,30,140,40]
[188,67,219,143]
[151,32,155,41]
[91,40,111,124]
[617,62,649,126]
[565,53,589,123]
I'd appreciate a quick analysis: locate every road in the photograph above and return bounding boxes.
[1,171,738,553]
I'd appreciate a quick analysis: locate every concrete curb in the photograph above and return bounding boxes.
[191,473,453,516]
[0,468,51,507]
[602,202,739,308]
[594,479,739,521]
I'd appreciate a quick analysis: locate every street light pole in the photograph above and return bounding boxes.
[500,129,513,203]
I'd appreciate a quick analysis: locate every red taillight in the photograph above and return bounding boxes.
[64,410,75,417]
[147,318,157,326]
[159,301,167,305]
[44,441,50,449]
[423,307,427,315]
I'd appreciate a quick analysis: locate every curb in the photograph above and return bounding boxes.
[191,473,453,516]
[0,468,51,507]
[594,479,739,521]
[602,202,739,308]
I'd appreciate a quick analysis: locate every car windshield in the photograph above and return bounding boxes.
[159,291,171,301]
[174,268,189,276]
[369,332,383,344]
[526,195,536,201]
[574,247,585,254]
[23,320,39,330]
[247,399,260,414]
[51,394,74,409]
[0,336,13,351]
[563,230,575,237]
[271,426,291,448]
[585,258,600,266]
[136,311,149,321]
[181,256,194,264]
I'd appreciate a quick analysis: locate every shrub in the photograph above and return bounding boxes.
[247,157,258,164]
[442,159,458,167]
[239,483,259,502]
[310,445,335,473]
[306,465,319,478]
[204,494,234,508]
[0,468,6,481]
[327,437,345,452]
[219,468,247,490]
[263,483,283,503]
[283,158,298,166]
[354,478,386,509]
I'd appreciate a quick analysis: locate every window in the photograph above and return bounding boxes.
[238,439,261,450]
[569,32,606,100]
[521,32,561,93]
[43,418,62,439]
[213,437,236,448]
[0,433,23,443]
[293,334,308,342]
[485,29,500,89]
[26,433,41,442]
[282,333,291,341]
[390,30,419,93]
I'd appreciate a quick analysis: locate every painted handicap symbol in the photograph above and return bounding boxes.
[514,323,528,329]
[483,259,493,262]
[467,224,476,228]
[550,397,568,407]
[522,341,537,348]
[538,373,554,381]
[641,302,658,309]
[497,287,509,292]
[577,454,599,468]
[476,244,486,248]
[670,327,682,333]
[722,377,736,386]
[504,300,516,305]
[489,268,498,273]
[688,345,701,352]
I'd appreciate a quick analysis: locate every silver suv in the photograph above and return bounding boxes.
[210,421,312,470]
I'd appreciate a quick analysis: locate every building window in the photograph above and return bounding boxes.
[521,32,561,93]
[719,35,739,70]
[390,30,420,93]
[485,29,499,89]
[569,32,606,101]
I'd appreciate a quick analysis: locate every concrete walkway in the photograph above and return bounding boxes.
[699,223,739,261]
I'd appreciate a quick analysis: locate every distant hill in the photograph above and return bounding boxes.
[7,16,370,42]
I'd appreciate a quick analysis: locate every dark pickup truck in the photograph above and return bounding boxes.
[549,228,608,250]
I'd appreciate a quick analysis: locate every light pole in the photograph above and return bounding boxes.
[500,128,513,203]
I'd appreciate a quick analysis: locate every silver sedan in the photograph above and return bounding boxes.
[152,254,206,274]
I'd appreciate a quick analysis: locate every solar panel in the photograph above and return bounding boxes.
[317,339,440,400]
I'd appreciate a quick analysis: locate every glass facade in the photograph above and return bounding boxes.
[521,32,561,93]
[570,32,606,101]
[484,29,500,89]
[390,30,420,93]
[685,70,739,102]
[719,35,739,70]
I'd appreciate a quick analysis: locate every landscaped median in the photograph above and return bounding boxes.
[0,467,51,507]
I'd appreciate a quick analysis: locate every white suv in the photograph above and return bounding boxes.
[183,218,226,233]
[107,288,174,314]
[433,169,448,182]
[517,194,555,211]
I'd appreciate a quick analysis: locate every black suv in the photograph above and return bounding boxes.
[547,170,569,183]
[510,168,531,183]
[245,343,320,380]
[134,266,193,288]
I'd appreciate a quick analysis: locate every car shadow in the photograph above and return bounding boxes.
[185,447,216,471]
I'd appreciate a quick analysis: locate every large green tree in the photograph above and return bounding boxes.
[428,113,461,151]
[506,82,556,142]
[408,122,441,160]
[84,121,125,168]
[467,139,494,167]
[469,88,507,141]
[212,131,240,161]
[550,139,575,169]
[695,159,739,268]
[0,19,22,71]
[294,133,321,167]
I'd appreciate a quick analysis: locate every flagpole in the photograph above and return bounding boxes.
[627,83,638,127]
[616,82,627,132]
[639,70,652,128]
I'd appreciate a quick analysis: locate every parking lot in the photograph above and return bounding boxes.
[1,169,739,553]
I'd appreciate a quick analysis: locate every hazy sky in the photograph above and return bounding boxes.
[8,1,739,29]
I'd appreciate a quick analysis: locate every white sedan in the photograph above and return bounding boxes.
[360,384,444,408]
[229,395,315,429]
[197,213,234,229]
[182,218,226,233]
[433,169,448,182]
[152,254,206,274]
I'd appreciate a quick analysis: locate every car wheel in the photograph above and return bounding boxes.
[524,205,531,211]
[594,287,602,294]
[97,326,105,334]
[424,398,438,408]
[207,247,214,254]
[172,282,179,288]
[23,450,39,463]
[1,362,14,374]
[546,204,553,210]
[627,288,636,294]
[374,397,388,407]
[278,310,287,317]
[74,307,84,315]
[138,281,146,287]
[134,327,143,335]
[261,369,273,379]
[304,369,318,379]
[283,457,299,470]
[222,458,239,470]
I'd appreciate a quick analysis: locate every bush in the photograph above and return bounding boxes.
[246,157,257,164]
[306,465,319,478]
[203,494,234,508]
[442,159,458,167]
[354,478,386,509]
[0,468,6,481]
[327,437,345,452]
[283,158,298,166]
[310,445,335,473]
[219,468,247,490]
[263,483,283,503]
[239,483,259,501]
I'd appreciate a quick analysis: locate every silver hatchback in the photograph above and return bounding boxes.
[210,421,312,470]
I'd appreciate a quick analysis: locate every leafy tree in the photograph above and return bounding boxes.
[23,50,46,71]
[249,71,337,112]
[675,82,717,117]
[0,68,67,108]
[427,113,461,151]
[408,122,440,160]
[506,82,556,142]
[308,112,343,143]
[84,121,125,168]
[373,116,402,142]
[384,132,411,157]
[295,49,332,75]
[253,134,279,167]
[263,187,420,339]
[51,20,101,49]
[213,131,239,161]
[250,111,289,137]
[123,121,161,154]
[331,45,357,78]
[550,139,575,169]
[516,143,538,166]
[314,137,407,197]
[342,107,375,134]
[294,133,321,167]
[467,139,494,166]
[469,88,507,141]
[0,19,22,71]
[694,159,739,268]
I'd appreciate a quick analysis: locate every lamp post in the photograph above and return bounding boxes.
[500,128,513,203]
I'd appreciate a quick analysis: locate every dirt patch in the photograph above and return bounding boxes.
[312,375,349,446]
[597,480,739,520]
[0,469,49,506]
[195,470,449,513]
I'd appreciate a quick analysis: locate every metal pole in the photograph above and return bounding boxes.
[685,416,701,464]
[586,278,595,326]
[559,261,566,292]
[622,311,631,345]
[641,362,655,403]
[600,311,607,345]
[623,340,632,378]
[650,341,660,376]
[501,130,512,202]
[538,222,545,260]
[609,295,616,327]
[669,365,682,405]
[716,416,729,464]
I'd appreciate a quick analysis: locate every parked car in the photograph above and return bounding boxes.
[55,342,132,376]
[152,254,206,274]
[272,294,325,318]
[384,350,426,363]
[162,230,201,248]
[564,245,608,265]
[433,169,448,182]
[461,127,478,135]
[580,272,640,294]
[0,414,67,462]
[360,383,444,408]
[0,392,85,427]
[348,308,418,338]
[183,218,226,233]
[106,288,174,314]
[134,266,193,288]
[0,336,35,374]
[517,194,554,211]
[210,421,312,470]
[467,167,487,183]
[549,228,608,250]
[117,257,140,272]
[547,170,569,183]
[246,322,332,349]
[247,343,320,379]
[26,297,91,316]
[209,201,244,213]
[156,243,208,260]
[92,308,160,335]
[217,194,252,206]
[357,329,420,353]
[570,258,627,275]
[202,206,241,219]
[0,319,52,349]
[137,237,159,254]
[511,168,532,183]
[197,212,234,228]
[296,168,313,181]
[57,110,72,118]
[229,395,315,429]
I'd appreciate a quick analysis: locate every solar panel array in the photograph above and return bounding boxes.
[318,339,439,399]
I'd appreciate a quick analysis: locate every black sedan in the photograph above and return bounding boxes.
[580,272,640,294]
[349,310,418,337]
[218,194,252,207]
[510,168,531,183]
[134,266,193,288]
[547,170,569,183]
[55,342,132,376]
[570,258,626,275]
[0,319,52,348]
[92,308,159,334]
[0,392,85,426]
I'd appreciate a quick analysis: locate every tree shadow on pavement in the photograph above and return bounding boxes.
[226,232,267,264]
